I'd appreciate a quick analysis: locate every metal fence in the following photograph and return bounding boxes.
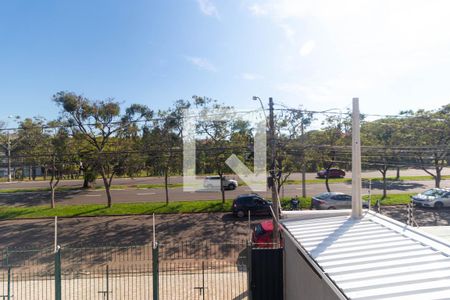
[0,242,250,300]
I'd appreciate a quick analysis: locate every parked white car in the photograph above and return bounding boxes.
[411,188,450,209]
[203,176,238,190]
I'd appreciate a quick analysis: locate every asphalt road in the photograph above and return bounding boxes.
[1,168,448,190]
[1,168,449,207]
[0,177,448,207]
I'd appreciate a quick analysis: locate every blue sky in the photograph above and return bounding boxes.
[1,0,450,125]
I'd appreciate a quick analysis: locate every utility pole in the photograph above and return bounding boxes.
[300,120,306,198]
[269,98,280,244]
[351,98,362,219]
[7,132,11,182]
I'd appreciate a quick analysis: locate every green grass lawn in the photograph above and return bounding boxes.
[363,193,413,206]
[0,200,234,220]
[0,193,415,220]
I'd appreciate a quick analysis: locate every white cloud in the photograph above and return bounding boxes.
[248,4,268,16]
[251,0,450,113]
[278,23,296,43]
[241,73,263,80]
[186,56,218,72]
[196,0,219,18]
[299,40,315,56]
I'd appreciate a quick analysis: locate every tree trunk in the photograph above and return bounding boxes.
[101,174,112,207]
[164,170,169,205]
[325,176,331,192]
[49,173,60,209]
[51,185,56,208]
[435,168,441,188]
[220,174,225,204]
[396,167,400,180]
[301,163,306,198]
[83,177,90,189]
[50,177,55,208]
[324,163,333,193]
[382,170,387,199]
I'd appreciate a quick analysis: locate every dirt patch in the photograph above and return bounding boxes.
[382,205,450,226]
[0,213,268,249]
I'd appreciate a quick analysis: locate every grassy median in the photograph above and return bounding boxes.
[0,193,415,220]
[0,200,234,220]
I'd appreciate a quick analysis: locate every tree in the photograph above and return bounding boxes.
[308,113,352,192]
[15,118,48,180]
[276,108,314,196]
[53,92,152,207]
[47,125,74,208]
[403,106,450,188]
[142,100,188,204]
[194,96,237,204]
[362,119,402,199]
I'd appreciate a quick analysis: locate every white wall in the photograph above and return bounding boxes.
[283,234,342,300]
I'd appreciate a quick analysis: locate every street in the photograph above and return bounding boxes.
[0,169,449,207]
[0,179,448,207]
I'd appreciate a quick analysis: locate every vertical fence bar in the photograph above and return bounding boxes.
[247,241,252,300]
[55,246,62,300]
[152,244,159,300]
[202,261,205,300]
[106,265,110,300]
[7,267,11,300]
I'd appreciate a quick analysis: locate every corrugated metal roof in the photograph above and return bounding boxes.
[281,212,450,300]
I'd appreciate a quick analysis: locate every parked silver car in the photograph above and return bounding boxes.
[312,192,368,210]
[411,188,450,209]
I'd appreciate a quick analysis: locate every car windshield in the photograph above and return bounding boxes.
[315,193,330,199]
[423,189,445,197]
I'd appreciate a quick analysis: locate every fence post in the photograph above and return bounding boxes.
[55,245,62,300]
[152,244,159,300]
[7,267,11,300]
[247,241,252,300]
[106,265,110,300]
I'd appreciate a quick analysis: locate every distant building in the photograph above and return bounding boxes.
[0,152,43,179]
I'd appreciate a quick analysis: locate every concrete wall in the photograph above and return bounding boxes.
[283,234,342,300]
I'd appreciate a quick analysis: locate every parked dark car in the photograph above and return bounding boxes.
[232,194,272,218]
[317,168,346,178]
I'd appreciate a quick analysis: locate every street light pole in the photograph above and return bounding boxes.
[253,96,280,244]
[268,98,280,244]
[300,120,306,198]
[7,131,11,182]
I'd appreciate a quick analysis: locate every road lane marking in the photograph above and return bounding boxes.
[86,194,101,197]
